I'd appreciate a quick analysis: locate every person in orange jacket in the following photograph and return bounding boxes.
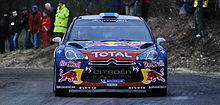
[41,11,51,46]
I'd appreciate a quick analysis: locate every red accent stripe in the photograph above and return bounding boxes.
[81,82,143,86]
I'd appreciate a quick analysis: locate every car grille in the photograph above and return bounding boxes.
[88,58,136,66]
[82,66,143,83]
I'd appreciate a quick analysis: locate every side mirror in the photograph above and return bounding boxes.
[157,37,166,45]
[52,37,62,45]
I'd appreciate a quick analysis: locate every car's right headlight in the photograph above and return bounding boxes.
[65,47,88,60]
[136,48,158,61]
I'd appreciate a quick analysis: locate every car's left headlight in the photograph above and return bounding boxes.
[136,48,158,60]
[65,47,88,60]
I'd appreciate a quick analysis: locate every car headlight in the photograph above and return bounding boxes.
[136,48,158,60]
[65,47,88,60]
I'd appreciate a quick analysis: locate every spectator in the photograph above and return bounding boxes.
[21,7,32,49]
[44,3,56,41]
[142,0,151,21]
[133,0,142,16]
[29,5,42,49]
[53,2,70,38]
[41,11,51,46]
[123,0,136,15]
[110,0,121,13]
[0,11,11,54]
[85,0,97,15]
[9,11,22,51]
[194,0,209,37]
[179,0,195,19]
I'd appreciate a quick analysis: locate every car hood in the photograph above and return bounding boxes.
[66,41,154,50]
[66,41,155,61]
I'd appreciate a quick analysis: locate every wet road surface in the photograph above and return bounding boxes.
[0,68,220,105]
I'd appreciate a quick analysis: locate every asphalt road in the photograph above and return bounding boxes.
[0,68,220,105]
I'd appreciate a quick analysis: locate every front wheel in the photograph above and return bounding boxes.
[53,62,68,96]
[146,88,167,97]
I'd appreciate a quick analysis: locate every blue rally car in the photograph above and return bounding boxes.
[53,13,167,96]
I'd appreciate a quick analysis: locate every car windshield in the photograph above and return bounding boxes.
[68,19,153,42]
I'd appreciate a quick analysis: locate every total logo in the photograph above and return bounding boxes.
[92,52,132,58]
[80,50,144,61]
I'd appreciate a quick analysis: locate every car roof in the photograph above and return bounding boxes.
[78,15,141,20]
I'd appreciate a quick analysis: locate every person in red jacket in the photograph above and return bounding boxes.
[28,5,42,49]
[41,11,51,46]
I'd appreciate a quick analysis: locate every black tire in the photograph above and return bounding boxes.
[53,62,68,97]
[54,89,69,97]
[146,88,167,97]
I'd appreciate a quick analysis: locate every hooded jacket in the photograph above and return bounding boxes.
[28,10,42,33]
[53,4,69,34]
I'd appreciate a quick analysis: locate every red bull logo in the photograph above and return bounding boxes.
[143,60,165,68]
[59,60,81,68]
[141,68,165,84]
[58,69,78,83]
[147,69,165,82]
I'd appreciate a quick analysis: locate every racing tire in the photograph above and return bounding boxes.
[146,88,167,97]
[53,62,68,97]
[54,89,69,97]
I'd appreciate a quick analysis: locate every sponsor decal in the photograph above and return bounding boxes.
[107,83,118,86]
[100,79,125,83]
[58,69,78,83]
[59,60,81,68]
[143,60,165,68]
[80,50,144,61]
[141,69,152,84]
[92,52,132,58]
[149,86,167,89]
[128,87,146,90]
[86,42,147,48]
[93,69,132,75]
[147,69,165,82]
[79,87,97,90]
[58,69,84,85]
[81,82,144,86]
[141,68,165,84]
[56,86,76,89]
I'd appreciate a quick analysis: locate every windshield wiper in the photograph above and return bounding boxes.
[73,39,92,41]
[118,39,140,41]
[100,40,118,42]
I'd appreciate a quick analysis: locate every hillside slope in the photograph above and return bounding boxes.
[0,0,219,72]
